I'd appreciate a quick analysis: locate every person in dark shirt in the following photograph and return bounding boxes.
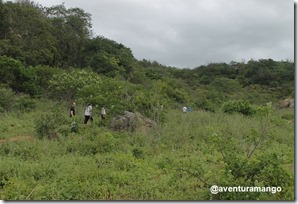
[69,102,76,117]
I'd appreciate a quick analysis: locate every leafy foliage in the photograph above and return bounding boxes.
[14,94,36,112]
[0,1,57,66]
[0,101,294,200]
[222,100,255,116]
[0,55,25,92]
[48,69,101,101]
[34,107,68,139]
[0,88,14,114]
[0,1,294,201]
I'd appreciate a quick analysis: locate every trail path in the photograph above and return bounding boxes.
[0,136,32,144]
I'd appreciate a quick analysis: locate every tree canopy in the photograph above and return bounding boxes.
[0,1,294,115]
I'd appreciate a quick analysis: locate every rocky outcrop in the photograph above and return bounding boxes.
[278,98,294,108]
[110,111,156,132]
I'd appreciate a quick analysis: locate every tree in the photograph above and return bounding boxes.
[0,87,15,114]
[45,4,92,67]
[0,1,57,66]
[0,55,25,92]
[48,69,101,101]
[82,36,135,78]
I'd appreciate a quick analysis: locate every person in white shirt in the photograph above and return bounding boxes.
[101,107,106,118]
[84,103,93,125]
[101,107,106,126]
[182,106,187,113]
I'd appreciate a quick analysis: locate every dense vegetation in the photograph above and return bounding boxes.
[0,0,294,200]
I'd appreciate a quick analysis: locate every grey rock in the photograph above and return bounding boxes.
[110,111,156,132]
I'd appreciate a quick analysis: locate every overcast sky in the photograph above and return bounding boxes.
[33,0,294,68]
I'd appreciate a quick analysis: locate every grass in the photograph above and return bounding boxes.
[0,100,294,200]
[275,107,295,122]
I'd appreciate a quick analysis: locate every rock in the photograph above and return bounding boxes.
[278,98,294,108]
[110,111,156,132]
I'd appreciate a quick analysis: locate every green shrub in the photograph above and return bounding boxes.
[195,99,216,112]
[0,87,15,114]
[15,95,36,112]
[210,153,292,200]
[70,120,79,133]
[0,106,4,113]
[132,147,144,159]
[34,110,68,139]
[222,100,255,116]
[95,132,116,153]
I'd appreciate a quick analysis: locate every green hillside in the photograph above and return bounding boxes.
[0,1,294,200]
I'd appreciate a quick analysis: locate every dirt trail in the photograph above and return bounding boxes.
[0,136,32,144]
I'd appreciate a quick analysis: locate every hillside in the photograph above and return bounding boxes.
[0,1,295,113]
[0,0,295,201]
[0,100,294,200]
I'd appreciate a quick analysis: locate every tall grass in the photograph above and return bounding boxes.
[0,102,294,200]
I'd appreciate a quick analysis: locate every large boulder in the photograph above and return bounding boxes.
[110,111,156,132]
[278,98,294,108]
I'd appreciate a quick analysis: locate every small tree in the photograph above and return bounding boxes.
[0,87,15,115]
[34,108,68,139]
[222,100,255,116]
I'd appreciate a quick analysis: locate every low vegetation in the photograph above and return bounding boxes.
[0,0,294,200]
[0,98,294,200]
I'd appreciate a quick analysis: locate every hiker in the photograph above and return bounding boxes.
[69,101,76,117]
[101,106,106,126]
[84,103,93,125]
[182,106,187,113]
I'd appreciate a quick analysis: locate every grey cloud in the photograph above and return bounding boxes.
[35,0,293,68]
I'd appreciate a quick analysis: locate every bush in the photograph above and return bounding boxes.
[195,99,216,112]
[70,120,79,133]
[0,56,24,91]
[15,95,36,112]
[132,147,144,159]
[34,109,68,139]
[0,87,15,114]
[222,100,255,116]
